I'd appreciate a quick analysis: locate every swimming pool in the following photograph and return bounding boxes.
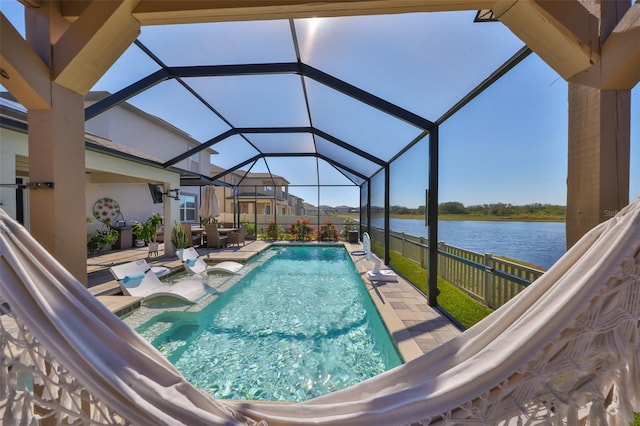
[127,245,402,402]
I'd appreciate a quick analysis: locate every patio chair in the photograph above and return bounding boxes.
[109,259,212,303]
[177,246,243,275]
[227,224,246,247]
[205,224,227,248]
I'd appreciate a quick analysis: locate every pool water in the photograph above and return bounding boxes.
[134,245,402,402]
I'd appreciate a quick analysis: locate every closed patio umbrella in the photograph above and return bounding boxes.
[199,185,220,220]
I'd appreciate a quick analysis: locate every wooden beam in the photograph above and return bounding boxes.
[61,0,495,24]
[0,14,51,109]
[53,0,141,94]
[492,0,599,80]
[602,3,640,89]
[571,3,640,90]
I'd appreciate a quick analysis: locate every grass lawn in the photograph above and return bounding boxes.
[386,250,493,329]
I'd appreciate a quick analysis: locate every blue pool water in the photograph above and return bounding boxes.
[133,245,402,402]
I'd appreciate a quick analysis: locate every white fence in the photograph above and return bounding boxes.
[371,227,545,308]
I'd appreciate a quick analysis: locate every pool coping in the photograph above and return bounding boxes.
[343,247,421,361]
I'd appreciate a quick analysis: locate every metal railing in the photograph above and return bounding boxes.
[370,227,545,308]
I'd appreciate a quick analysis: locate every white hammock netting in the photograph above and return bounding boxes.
[1,197,639,425]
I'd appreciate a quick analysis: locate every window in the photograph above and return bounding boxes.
[264,185,272,192]
[264,204,271,215]
[179,194,197,222]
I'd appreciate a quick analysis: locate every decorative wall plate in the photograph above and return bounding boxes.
[93,198,121,224]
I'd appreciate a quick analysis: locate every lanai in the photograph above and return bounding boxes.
[0,1,638,310]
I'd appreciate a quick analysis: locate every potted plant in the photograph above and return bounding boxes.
[201,217,217,226]
[171,220,189,252]
[87,226,119,255]
[132,213,163,251]
[131,220,146,247]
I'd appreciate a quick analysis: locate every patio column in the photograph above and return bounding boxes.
[28,86,88,283]
[566,85,630,248]
[565,0,633,248]
[19,1,141,283]
[24,4,87,283]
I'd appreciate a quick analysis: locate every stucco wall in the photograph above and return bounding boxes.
[85,103,213,175]
[0,125,181,246]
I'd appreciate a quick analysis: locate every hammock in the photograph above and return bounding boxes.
[1,197,639,425]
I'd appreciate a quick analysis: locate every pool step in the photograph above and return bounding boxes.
[89,282,122,296]
[97,296,142,317]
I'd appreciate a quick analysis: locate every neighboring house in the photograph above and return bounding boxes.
[335,205,358,214]
[319,205,336,215]
[211,166,305,222]
[302,202,319,216]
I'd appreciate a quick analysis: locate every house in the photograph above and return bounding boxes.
[1,92,208,241]
[210,166,307,232]
[1,92,310,246]
[336,205,358,214]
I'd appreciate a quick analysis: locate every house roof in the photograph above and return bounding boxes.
[0,92,201,180]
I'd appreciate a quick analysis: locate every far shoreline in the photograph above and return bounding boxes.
[437,214,565,222]
[338,213,566,223]
[375,214,566,223]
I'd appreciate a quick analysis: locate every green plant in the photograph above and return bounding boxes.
[317,220,338,241]
[289,218,314,241]
[171,221,189,249]
[244,222,255,237]
[87,226,119,254]
[265,221,280,240]
[341,218,358,240]
[131,213,163,244]
[201,217,218,226]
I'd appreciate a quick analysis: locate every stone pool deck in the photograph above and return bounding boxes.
[87,240,461,360]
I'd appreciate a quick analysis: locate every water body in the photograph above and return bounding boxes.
[134,245,401,402]
[371,218,566,270]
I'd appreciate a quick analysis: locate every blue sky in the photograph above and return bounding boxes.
[1,2,638,208]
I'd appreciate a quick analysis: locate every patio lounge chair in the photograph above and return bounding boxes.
[109,259,212,303]
[177,247,243,275]
[362,232,398,282]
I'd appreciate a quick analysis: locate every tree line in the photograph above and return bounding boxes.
[386,202,566,218]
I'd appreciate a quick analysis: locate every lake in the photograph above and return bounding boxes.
[370,218,566,270]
